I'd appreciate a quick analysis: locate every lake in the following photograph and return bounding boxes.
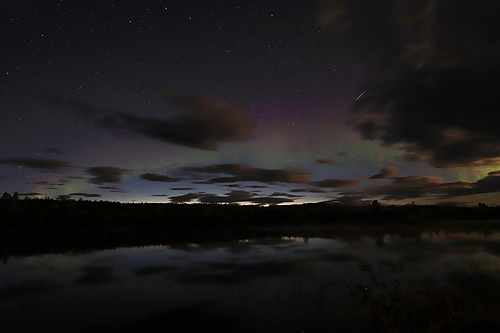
[2,223,500,332]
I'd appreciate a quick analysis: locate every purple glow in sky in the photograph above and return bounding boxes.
[1,0,500,206]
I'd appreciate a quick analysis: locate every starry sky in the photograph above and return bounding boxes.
[1,0,499,206]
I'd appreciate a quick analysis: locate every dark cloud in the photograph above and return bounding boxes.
[245,185,268,189]
[400,153,422,164]
[443,171,500,197]
[169,193,202,203]
[320,0,500,168]
[170,187,194,191]
[316,159,336,164]
[68,193,102,198]
[318,0,500,73]
[290,188,327,193]
[56,195,72,200]
[364,171,500,201]
[151,194,169,197]
[329,194,368,206]
[181,163,310,185]
[199,190,254,204]
[369,167,399,180]
[85,166,125,184]
[140,173,179,183]
[352,68,500,168]
[42,147,63,155]
[366,175,448,201]
[20,192,44,196]
[269,192,302,198]
[98,186,122,191]
[50,88,256,150]
[312,178,360,188]
[0,157,70,171]
[169,189,298,205]
[250,197,295,205]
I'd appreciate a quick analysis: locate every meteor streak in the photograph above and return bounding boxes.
[356,88,369,100]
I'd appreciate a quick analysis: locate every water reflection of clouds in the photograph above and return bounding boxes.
[134,265,177,276]
[74,265,117,286]
[5,229,500,333]
[0,279,60,298]
[170,259,314,285]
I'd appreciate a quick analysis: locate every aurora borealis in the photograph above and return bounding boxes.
[1,0,499,206]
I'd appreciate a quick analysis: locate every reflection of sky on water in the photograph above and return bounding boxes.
[2,231,500,332]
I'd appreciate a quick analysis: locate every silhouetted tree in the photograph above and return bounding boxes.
[1,192,12,200]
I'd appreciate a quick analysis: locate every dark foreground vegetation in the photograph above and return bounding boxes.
[1,198,500,259]
[1,198,499,229]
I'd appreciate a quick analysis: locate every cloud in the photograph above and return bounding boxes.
[169,189,299,205]
[68,193,102,198]
[20,192,44,196]
[316,159,336,164]
[198,189,297,205]
[318,0,500,168]
[312,178,360,188]
[290,188,327,193]
[364,171,500,201]
[269,192,302,198]
[250,197,295,205]
[169,193,202,203]
[170,187,194,191]
[0,157,70,171]
[329,194,368,206]
[369,167,399,180]
[181,163,311,184]
[400,153,422,164]
[352,68,500,168]
[199,190,254,204]
[49,88,256,150]
[320,1,500,168]
[318,0,500,73]
[85,166,125,184]
[366,175,448,201]
[140,173,180,183]
[98,186,122,191]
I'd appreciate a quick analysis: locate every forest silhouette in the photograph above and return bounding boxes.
[1,195,499,229]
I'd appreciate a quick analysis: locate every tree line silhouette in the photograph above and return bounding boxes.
[0,194,499,229]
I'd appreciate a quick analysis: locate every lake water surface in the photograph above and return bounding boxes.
[2,224,500,332]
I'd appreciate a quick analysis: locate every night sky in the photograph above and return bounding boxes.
[1,0,499,206]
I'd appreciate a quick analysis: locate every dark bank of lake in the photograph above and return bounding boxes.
[2,221,500,332]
